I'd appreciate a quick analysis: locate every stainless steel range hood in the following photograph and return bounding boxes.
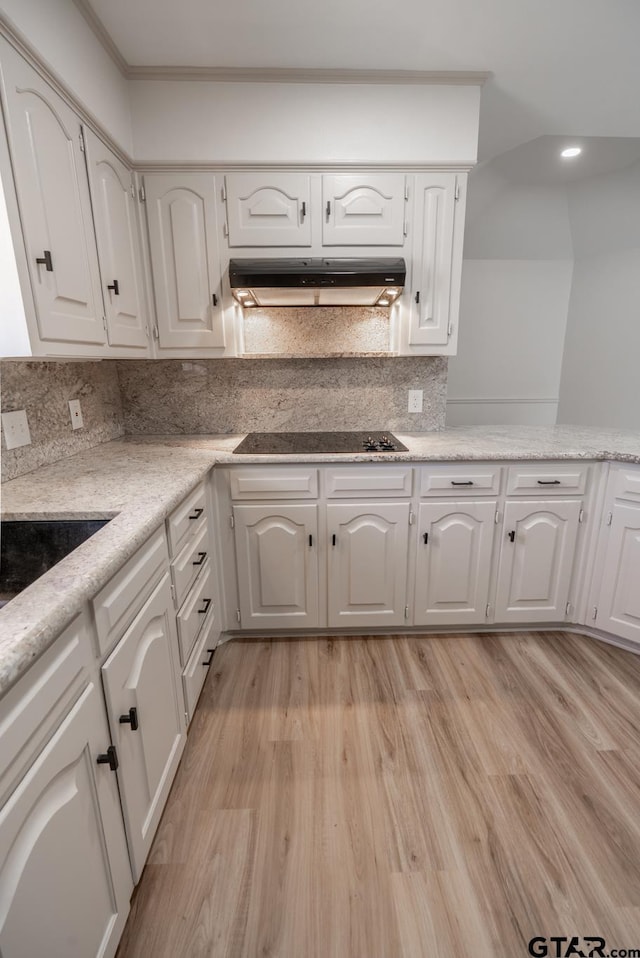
[229,257,406,308]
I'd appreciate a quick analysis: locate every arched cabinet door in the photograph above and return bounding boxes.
[0,40,105,346]
[84,128,150,351]
[415,500,497,626]
[224,173,312,247]
[327,501,410,628]
[322,174,407,246]
[233,504,320,629]
[144,173,226,349]
[494,499,582,623]
[0,681,132,958]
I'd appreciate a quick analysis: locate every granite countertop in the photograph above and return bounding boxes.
[2,424,640,699]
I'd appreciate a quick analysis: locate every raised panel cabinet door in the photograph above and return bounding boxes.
[0,681,132,958]
[409,173,458,346]
[414,500,496,626]
[327,502,410,628]
[322,174,406,246]
[0,41,105,345]
[144,173,225,348]
[233,504,319,629]
[84,128,149,350]
[101,572,186,882]
[494,499,582,623]
[596,502,640,643]
[224,173,312,247]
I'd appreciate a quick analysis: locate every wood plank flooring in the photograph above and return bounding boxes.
[116,632,640,958]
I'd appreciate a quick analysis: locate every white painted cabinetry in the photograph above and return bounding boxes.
[0,38,106,353]
[224,173,312,247]
[322,174,407,246]
[591,464,640,644]
[144,173,227,352]
[84,128,150,352]
[0,616,132,958]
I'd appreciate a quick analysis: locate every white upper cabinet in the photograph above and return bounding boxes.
[0,41,106,349]
[406,172,466,351]
[224,173,312,247]
[84,129,150,352]
[144,173,226,350]
[322,174,406,246]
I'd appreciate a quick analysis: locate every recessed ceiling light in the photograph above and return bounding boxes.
[561,147,582,158]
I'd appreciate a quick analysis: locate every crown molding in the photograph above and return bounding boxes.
[72,0,129,75]
[125,66,492,85]
[136,161,476,173]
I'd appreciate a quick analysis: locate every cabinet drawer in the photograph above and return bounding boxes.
[0,614,92,804]
[171,519,210,608]
[611,465,640,503]
[183,613,218,724]
[420,464,501,497]
[324,466,413,498]
[229,467,318,500]
[506,463,589,496]
[93,526,169,657]
[167,483,208,556]
[176,559,214,666]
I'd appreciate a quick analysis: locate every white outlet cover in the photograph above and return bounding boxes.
[69,399,84,430]
[408,389,424,413]
[1,409,31,449]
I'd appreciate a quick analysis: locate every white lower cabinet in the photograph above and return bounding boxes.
[593,497,640,644]
[0,680,132,958]
[101,572,186,881]
[414,500,496,626]
[327,502,410,628]
[494,499,582,623]
[234,504,319,629]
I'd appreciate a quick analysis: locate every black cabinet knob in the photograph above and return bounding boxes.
[36,250,53,271]
[119,707,139,731]
[97,745,119,771]
[107,279,120,295]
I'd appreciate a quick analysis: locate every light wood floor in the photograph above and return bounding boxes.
[117,632,640,958]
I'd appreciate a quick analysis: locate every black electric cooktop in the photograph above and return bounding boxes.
[232,431,408,454]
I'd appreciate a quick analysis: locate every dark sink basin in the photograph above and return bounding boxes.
[0,519,111,607]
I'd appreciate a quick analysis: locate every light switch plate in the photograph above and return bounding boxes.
[1,409,31,449]
[408,389,423,413]
[69,399,84,430]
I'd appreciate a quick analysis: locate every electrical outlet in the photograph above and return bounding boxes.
[69,399,84,430]
[1,409,31,449]
[408,389,423,413]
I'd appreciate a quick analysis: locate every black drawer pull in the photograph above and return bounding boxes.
[193,551,207,566]
[537,479,561,485]
[119,707,139,731]
[309,534,313,547]
[36,250,53,271]
[415,291,420,305]
[508,530,516,542]
[198,598,212,614]
[332,534,336,546]
[423,532,429,545]
[212,293,218,306]
[202,649,215,667]
[97,745,118,771]
[326,200,331,219]
[301,201,307,220]
[189,508,204,520]
[451,480,474,486]
[107,279,120,295]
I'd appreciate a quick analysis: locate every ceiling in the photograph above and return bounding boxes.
[85,0,640,164]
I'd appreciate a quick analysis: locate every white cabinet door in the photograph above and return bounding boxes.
[408,172,462,347]
[595,501,640,643]
[322,174,406,246]
[101,572,186,881]
[84,128,149,351]
[224,173,311,247]
[0,41,105,346]
[233,504,319,629]
[0,682,132,958]
[414,501,496,626]
[327,502,410,628]
[144,173,225,349]
[495,500,582,623]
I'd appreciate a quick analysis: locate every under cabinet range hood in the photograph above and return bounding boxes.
[229,257,406,307]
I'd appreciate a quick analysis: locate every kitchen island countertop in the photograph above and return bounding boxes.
[2,424,640,698]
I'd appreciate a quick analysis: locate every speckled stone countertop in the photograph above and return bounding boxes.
[2,424,640,699]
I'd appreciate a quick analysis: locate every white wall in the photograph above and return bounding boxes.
[0,0,133,152]
[130,80,480,164]
[557,161,640,429]
[447,166,573,425]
